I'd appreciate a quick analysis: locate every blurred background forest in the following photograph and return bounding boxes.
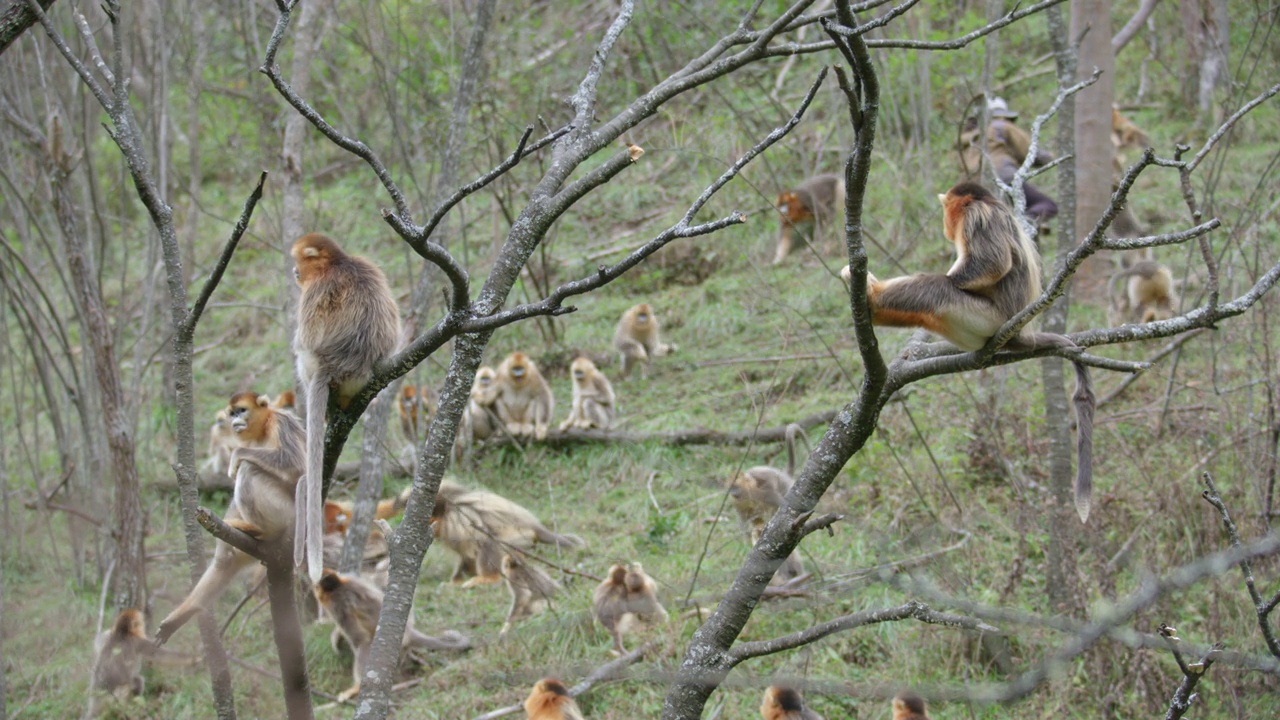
[1,0,1279,717]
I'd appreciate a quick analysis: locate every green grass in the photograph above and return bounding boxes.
[5,2,1280,718]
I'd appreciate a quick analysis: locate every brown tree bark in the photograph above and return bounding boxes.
[1070,0,1115,295]
[50,163,147,614]
[0,0,55,55]
[1043,3,1083,616]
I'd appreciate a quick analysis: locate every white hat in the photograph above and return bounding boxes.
[987,97,1019,119]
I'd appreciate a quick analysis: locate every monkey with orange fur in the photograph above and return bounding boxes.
[292,233,401,583]
[559,356,616,431]
[775,173,845,264]
[496,352,555,440]
[397,384,438,445]
[91,609,153,699]
[523,678,585,720]
[841,182,1096,521]
[761,685,824,720]
[892,690,932,720]
[157,392,305,643]
[313,568,469,702]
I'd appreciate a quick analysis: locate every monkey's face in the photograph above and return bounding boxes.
[226,392,268,434]
[633,304,652,326]
[570,357,593,382]
[504,353,532,385]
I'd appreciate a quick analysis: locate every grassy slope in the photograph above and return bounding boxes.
[4,3,1280,719]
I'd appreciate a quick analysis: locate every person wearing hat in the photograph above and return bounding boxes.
[957,97,1059,225]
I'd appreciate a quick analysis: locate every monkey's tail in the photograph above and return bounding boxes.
[299,377,328,584]
[1070,360,1096,523]
[406,628,471,652]
[535,528,585,549]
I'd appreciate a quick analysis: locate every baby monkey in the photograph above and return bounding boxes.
[775,173,846,264]
[559,355,616,431]
[313,568,469,701]
[761,685,824,720]
[592,562,668,656]
[91,608,153,699]
[843,181,1096,522]
[500,553,562,636]
[523,678,585,720]
[726,424,810,585]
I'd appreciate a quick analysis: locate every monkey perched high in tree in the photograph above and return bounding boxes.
[292,233,401,582]
[842,182,1096,521]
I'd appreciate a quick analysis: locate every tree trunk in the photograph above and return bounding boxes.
[1069,0,1115,295]
[1044,4,1082,615]
[50,168,147,614]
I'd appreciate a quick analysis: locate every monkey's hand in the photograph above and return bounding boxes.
[337,683,360,703]
[226,450,241,479]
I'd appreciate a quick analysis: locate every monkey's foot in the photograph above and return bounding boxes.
[226,519,265,539]
[337,684,360,702]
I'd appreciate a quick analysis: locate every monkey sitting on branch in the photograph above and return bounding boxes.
[313,568,470,702]
[613,303,677,379]
[774,172,845,264]
[841,182,1096,521]
[292,232,402,583]
[430,480,583,587]
[157,392,305,643]
[592,562,668,656]
[726,423,811,585]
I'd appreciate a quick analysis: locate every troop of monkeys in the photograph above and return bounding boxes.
[93,143,1179,708]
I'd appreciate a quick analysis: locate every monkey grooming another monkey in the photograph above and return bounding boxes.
[500,552,562,635]
[559,356,617,431]
[761,685,824,720]
[496,352,555,441]
[1108,260,1177,325]
[592,562,668,656]
[523,678,586,720]
[892,690,932,720]
[431,480,583,586]
[292,233,401,583]
[842,182,1096,522]
[157,392,306,643]
[613,303,677,379]
[726,424,809,585]
[313,568,470,702]
[775,173,845,264]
